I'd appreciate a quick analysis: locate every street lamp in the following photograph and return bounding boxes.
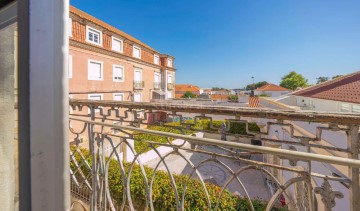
[250,76,255,97]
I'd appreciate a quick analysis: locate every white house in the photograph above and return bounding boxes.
[277,71,360,113]
[254,83,291,97]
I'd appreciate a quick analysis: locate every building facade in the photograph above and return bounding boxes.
[278,71,360,113]
[68,6,176,102]
[202,89,231,101]
[254,83,291,98]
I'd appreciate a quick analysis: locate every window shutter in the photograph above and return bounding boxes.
[89,61,101,79]
[113,66,123,81]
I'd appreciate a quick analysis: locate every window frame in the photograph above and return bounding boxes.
[69,17,72,37]
[113,65,124,82]
[154,54,159,65]
[88,94,103,113]
[68,55,72,78]
[88,59,103,81]
[86,25,102,46]
[133,92,142,102]
[133,45,141,59]
[167,58,172,67]
[111,36,123,53]
[113,93,125,101]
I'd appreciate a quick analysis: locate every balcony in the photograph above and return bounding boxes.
[167,83,175,90]
[153,82,162,90]
[69,99,360,211]
[133,80,145,90]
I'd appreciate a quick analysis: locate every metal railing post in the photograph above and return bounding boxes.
[348,125,360,211]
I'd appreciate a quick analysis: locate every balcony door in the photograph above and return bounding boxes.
[134,68,142,82]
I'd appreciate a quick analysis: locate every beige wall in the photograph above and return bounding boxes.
[69,46,169,102]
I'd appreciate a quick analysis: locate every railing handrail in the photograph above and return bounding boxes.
[69,116,360,168]
[69,99,360,124]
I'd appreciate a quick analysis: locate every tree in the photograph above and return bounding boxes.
[332,75,343,79]
[280,71,308,90]
[228,95,238,102]
[181,91,197,98]
[316,76,329,84]
[245,81,268,90]
[212,87,224,90]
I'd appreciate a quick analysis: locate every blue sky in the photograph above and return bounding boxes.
[71,0,360,88]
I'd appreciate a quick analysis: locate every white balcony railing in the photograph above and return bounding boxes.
[69,99,360,211]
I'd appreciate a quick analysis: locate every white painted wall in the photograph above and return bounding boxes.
[255,90,290,97]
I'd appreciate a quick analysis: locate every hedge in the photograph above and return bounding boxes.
[71,148,284,210]
[134,120,260,153]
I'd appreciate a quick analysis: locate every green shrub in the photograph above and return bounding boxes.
[70,148,282,210]
[134,125,193,153]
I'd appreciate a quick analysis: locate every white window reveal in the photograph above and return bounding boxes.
[114,93,124,101]
[133,45,141,58]
[88,60,103,80]
[341,103,351,112]
[167,74,172,83]
[88,94,103,113]
[86,26,102,45]
[112,37,123,53]
[134,93,142,102]
[69,18,72,37]
[154,54,159,65]
[167,58,172,67]
[167,92,172,99]
[154,72,160,83]
[352,105,360,113]
[68,55,73,78]
[113,65,124,82]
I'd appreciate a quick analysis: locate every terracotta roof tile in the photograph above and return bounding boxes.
[175,84,200,92]
[256,84,290,91]
[293,71,360,104]
[70,6,155,52]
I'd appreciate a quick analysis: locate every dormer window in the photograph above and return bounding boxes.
[167,58,172,67]
[154,54,159,65]
[86,26,102,46]
[133,45,141,58]
[112,37,123,53]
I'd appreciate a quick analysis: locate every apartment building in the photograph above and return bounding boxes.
[202,88,231,101]
[68,6,176,102]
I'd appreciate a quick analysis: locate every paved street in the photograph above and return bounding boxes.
[145,143,271,201]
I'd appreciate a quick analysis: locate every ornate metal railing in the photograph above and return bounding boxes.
[153,82,161,90]
[167,83,175,90]
[69,99,360,211]
[133,80,145,90]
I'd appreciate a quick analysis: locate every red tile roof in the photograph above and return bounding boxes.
[293,71,360,104]
[175,84,200,92]
[70,6,155,51]
[256,84,290,91]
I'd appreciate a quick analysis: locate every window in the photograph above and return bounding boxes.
[114,93,124,101]
[352,105,360,113]
[68,55,72,78]
[134,93,142,102]
[167,58,172,67]
[154,54,159,65]
[133,45,141,58]
[113,65,124,82]
[167,92,172,99]
[112,37,123,53]
[69,18,72,37]
[86,26,102,45]
[88,60,103,80]
[88,94,103,113]
[341,103,351,112]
